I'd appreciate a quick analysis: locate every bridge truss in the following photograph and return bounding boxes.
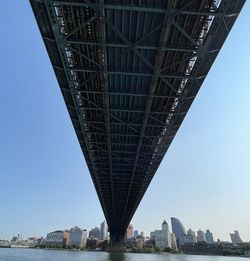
[30,0,245,246]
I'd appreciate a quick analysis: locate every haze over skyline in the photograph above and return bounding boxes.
[0,2,249,242]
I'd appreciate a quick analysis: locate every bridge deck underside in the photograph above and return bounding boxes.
[30,0,245,237]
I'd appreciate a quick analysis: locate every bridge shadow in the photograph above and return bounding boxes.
[106,252,128,261]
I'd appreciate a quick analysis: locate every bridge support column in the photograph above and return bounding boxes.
[109,230,125,250]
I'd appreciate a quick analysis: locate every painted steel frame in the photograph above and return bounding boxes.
[30,0,245,246]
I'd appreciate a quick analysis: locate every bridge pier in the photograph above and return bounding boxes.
[109,230,125,250]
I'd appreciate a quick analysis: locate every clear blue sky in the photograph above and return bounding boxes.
[0,2,249,242]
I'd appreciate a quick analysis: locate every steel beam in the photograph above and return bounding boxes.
[64,15,97,39]
[121,0,174,227]
[99,0,115,224]
[65,39,197,53]
[35,0,239,17]
[71,68,201,80]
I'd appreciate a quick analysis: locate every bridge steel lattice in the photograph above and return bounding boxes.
[30,0,245,246]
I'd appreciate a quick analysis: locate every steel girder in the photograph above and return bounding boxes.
[30,0,245,246]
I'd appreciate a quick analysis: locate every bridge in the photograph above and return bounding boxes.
[30,0,245,247]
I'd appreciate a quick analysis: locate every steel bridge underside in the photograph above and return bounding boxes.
[30,0,245,245]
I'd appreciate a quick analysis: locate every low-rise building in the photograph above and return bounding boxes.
[179,235,196,246]
[125,235,145,248]
[0,240,11,247]
[86,238,98,249]
[144,238,155,248]
[26,237,41,247]
[181,242,223,255]
[43,230,65,248]
[245,250,250,257]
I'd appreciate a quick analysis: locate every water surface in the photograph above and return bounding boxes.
[0,248,249,261]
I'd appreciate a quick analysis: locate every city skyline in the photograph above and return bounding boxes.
[1,220,249,256]
[0,218,246,244]
[0,2,249,242]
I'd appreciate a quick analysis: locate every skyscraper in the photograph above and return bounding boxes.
[134,230,139,237]
[197,229,206,242]
[171,233,178,251]
[100,221,108,240]
[187,229,197,242]
[89,227,100,239]
[205,230,214,243]
[68,227,87,248]
[230,231,243,244]
[171,217,186,239]
[151,220,171,249]
[126,224,133,239]
[162,220,169,231]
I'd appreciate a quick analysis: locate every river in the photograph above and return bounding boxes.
[0,248,249,261]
